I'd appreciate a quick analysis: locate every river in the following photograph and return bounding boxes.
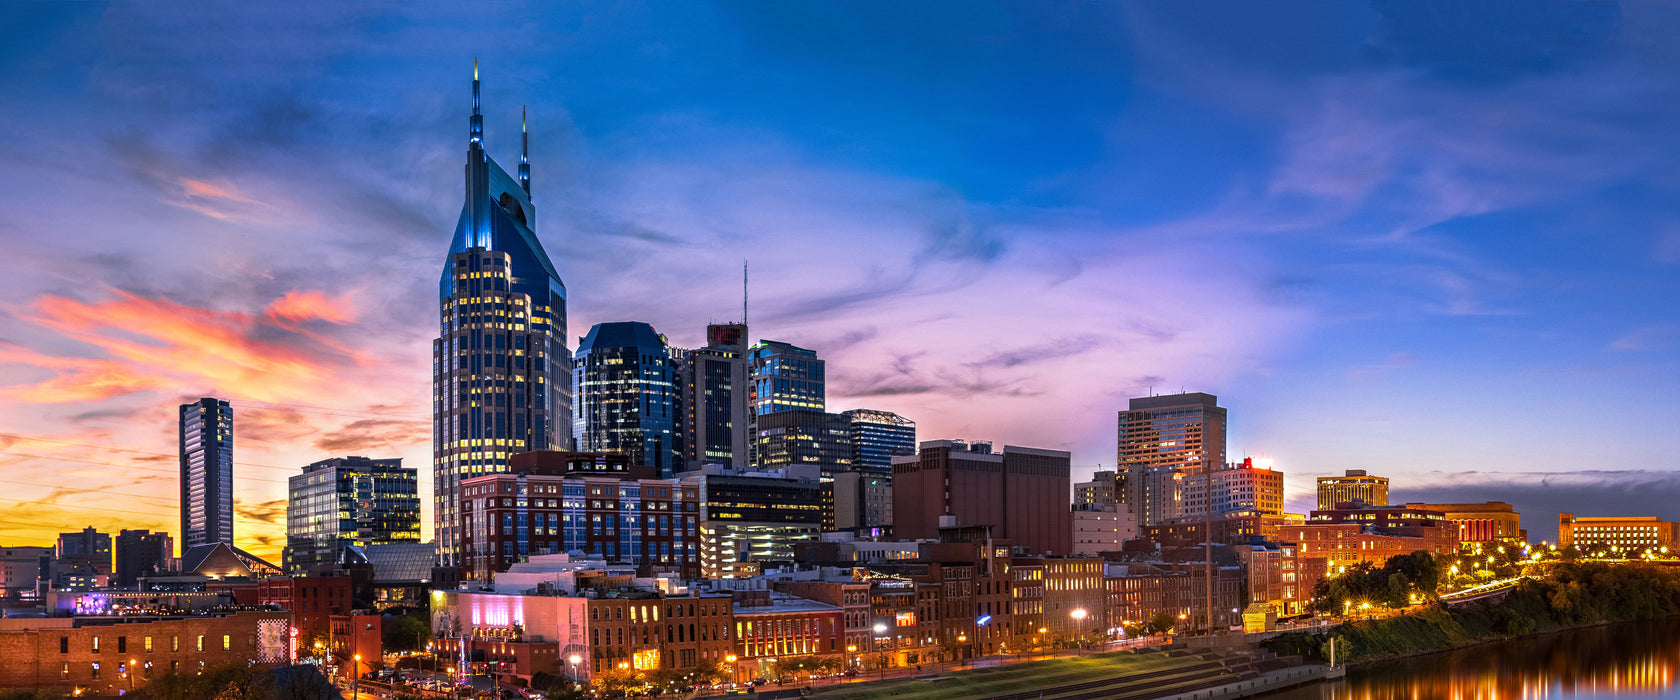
[1256,619,1680,700]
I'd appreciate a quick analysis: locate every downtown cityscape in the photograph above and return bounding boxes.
[3,3,1680,700]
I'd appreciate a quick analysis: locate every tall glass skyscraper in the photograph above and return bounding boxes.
[842,409,916,476]
[680,323,750,470]
[748,340,824,415]
[179,397,233,550]
[283,457,420,575]
[433,64,571,566]
[573,322,679,477]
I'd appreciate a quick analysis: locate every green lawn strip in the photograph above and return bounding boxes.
[813,655,1214,700]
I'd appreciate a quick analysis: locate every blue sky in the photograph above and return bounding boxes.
[0,1,1676,553]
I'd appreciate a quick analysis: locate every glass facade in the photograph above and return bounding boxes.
[748,341,824,415]
[842,409,916,476]
[750,409,852,477]
[573,322,679,477]
[680,323,749,470]
[179,398,233,550]
[283,457,421,575]
[434,68,571,566]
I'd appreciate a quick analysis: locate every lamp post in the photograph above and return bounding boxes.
[568,654,582,688]
[352,654,361,699]
[846,645,857,678]
[725,654,738,687]
[872,623,889,680]
[1070,609,1088,655]
[955,635,967,670]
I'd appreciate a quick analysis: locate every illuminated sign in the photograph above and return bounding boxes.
[895,612,916,627]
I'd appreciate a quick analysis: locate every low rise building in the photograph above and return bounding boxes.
[0,610,290,696]
[730,589,845,679]
[1558,514,1680,555]
[1404,502,1523,544]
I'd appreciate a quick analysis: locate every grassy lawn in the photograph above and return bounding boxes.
[811,651,1207,700]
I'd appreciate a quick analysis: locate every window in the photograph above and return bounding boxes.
[144,636,153,653]
[118,637,127,653]
[171,635,179,652]
[60,662,68,678]
[59,637,67,654]
[92,636,100,653]
[223,635,231,651]
[91,662,101,680]
[197,635,205,652]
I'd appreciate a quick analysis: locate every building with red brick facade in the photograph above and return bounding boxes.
[0,610,290,696]
[892,440,1071,556]
[256,575,353,645]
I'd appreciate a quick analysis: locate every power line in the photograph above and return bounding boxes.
[0,434,301,473]
[0,496,282,521]
[0,450,292,486]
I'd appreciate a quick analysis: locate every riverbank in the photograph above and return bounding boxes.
[1266,562,1680,667]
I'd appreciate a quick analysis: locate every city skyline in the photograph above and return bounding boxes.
[3,2,1679,561]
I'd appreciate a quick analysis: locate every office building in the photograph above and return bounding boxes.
[748,340,824,415]
[1117,393,1227,529]
[1284,502,1457,572]
[1316,469,1389,510]
[843,409,916,476]
[1071,503,1134,556]
[0,546,52,601]
[1558,514,1679,554]
[283,456,421,575]
[56,527,112,584]
[1181,458,1285,519]
[1403,502,1523,544]
[114,530,175,588]
[680,323,750,470]
[1075,470,1119,508]
[179,397,233,550]
[573,321,680,477]
[892,440,1072,555]
[434,65,572,566]
[750,409,852,476]
[690,465,831,578]
[831,471,894,533]
[459,451,701,582]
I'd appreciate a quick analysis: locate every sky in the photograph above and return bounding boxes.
[1,1,1678,562]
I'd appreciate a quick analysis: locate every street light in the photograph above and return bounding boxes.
[1070,609,1088,654]
[872,623,890,680]
[568,654,582,686]
[725,654,738,686]
[352,654,362,699]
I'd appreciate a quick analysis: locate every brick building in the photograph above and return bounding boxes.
[731,590,845,679]
[0,610,290,696]
[256,576,354,645]
[892,440,1072,556]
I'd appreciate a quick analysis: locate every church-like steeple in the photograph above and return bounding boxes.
[519,106,531,195]
[470,58,483,144]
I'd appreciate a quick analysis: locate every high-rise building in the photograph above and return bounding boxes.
[831,471,894,533]
[892,440,1072,555]
[1117,393,1228,529]
[179,397,233,550]
[433,65,572,567]
[748,340,824,415]
[750,409,852,476]
[55,527,112,587]
[843,409,916,476]
[573,321,679,477]
[680,323,750,470]
[1075,470,1119,507]
[114,529,174,588]
[284,456,421,575]
[689,464,831,578]
[1072,470,1134,556]
[1181,458,1285,519]
[1316,469,1389,509]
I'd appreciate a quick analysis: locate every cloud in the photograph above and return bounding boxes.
[237,498,287,527]
[1392,470,1680,542]
[312,418,428,455]
[1609,324,1677,352]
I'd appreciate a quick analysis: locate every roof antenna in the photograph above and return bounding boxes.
[743,260,749,327]
[519,105,530,194]
[470,59,483,144]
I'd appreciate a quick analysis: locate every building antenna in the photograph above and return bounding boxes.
[470,59,482,144]
[519,105,530,195]
[743,259,749,326]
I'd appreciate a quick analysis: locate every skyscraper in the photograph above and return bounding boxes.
[434,64,572,567]
[179,397,233,550]
[748,340,824,415]
[680,323,750,470]
[573,322,679,476]
[1117,393,1228,529]
[284,456,421,575]
[842,409,916,476]
[750,409,852,476]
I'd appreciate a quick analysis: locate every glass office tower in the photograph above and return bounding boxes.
[680,323,750,470]
[573,322,679,477]
[179,397,233,550]
[433,64,571,566]
[843,409,916,476]
[284,457,420,575]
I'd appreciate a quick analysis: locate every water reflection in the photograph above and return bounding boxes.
[1259,619,1680,700]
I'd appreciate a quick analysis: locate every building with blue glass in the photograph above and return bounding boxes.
[573,321,680,477]
[179,397,233,551]
[433,63,571,567]
[283,456,420,575]
[748,340,825,415]
[842,409,916,476]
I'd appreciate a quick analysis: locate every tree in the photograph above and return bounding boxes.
[591,666,645,695]
[383,613,431,653]
[1147,611,1176,635]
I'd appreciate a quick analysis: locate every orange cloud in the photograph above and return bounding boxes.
[265,289,357,326]
[3,290,376,404]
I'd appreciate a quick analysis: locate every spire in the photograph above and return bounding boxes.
[469,59,483,144]
[519,105,531,195]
